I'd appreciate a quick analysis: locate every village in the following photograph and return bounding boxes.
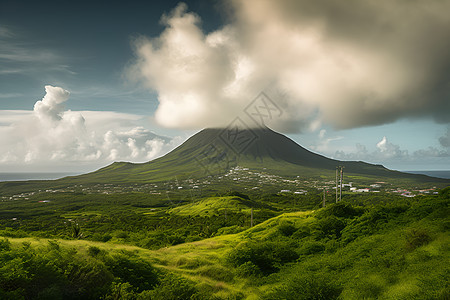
[1,165,439,202]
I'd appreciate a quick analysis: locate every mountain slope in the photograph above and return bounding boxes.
[63,127,446,184]
[0,127,447,196]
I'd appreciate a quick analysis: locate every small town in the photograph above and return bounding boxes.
[1,165,439,203]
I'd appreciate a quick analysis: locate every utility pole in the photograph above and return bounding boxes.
[336,166,344,202]
[336,168,338,203]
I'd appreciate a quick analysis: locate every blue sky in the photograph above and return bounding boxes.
[1,0,449,172]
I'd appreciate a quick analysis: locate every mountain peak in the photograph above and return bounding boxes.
[68,126,445,184]
[180,126,333,168]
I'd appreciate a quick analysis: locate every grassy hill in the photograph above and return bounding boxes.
[1,187,449,299]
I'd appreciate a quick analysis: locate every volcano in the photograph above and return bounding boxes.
[0,126,447,196]
[64,126,444,184]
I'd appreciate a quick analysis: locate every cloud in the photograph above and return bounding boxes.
[0,25,75,76]
[0,93,22,98]
[309,129,343,153]
[439,127,450,148]
[127,3,239,129]
[334,136,449,168]
[335,136,410,164]
[33,85,70,121]
[413,147,449,158]
[375,136,408,159]
[334,143,370,162]
[0,86,181,171]
[318,129,326,139]
[128,1,450,132]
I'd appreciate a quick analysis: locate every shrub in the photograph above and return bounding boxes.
[316,202,363,219]
[299,241,325,255]
[104,282,137,300]
[71,223,83,239]
[114,231,128,239]
[92,233,112,242]
[407,196,449,221]
[439,186,450,198]
[103,254,158,292]
[141,273,199,300]
[215,225,245,235]
[317,216,346,238]
[0,228,28,238]
[340,203,409,243]
[87,246,103,257]
[347,274,386,299]
[405,228,432,251]
[227,241,298,275]
[166,233,185,245]
[0,243,113,300]
[235,261,260,277]
[292,226,311,239]
[226,191,250,200]
[0,238,11,251]
[47,239,60,251]
[264,273,342,300]
[61,258,113,299]
[278,222,297,237]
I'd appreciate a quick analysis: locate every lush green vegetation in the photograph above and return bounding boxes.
[0,238,207,299]
[1,127,449,298]
[0,191,281,250]
[0,186,448,299]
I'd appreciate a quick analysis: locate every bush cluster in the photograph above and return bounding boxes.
[0,239,202,299]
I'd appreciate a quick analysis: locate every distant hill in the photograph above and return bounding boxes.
[0,127,448,195]
[60,126,448,184]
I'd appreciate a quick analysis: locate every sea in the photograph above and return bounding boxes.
[0,172,79,182]
[0,170,449,182]
[404,170,450,179]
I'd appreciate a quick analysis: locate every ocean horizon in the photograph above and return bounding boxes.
[404,170,450,179]
[0,172,80,182]
[0,170,449,182]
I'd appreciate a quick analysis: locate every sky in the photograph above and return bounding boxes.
[0,0,449,173]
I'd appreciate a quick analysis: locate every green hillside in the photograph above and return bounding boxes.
[1,127,448,196]
[1,188,449,299]
[69,127,448,183]
[0,127,448,298]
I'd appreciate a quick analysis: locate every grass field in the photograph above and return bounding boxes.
[1,187,448,299]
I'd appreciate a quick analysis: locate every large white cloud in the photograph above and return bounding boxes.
[0,86,181,172]
[334,136,449,170]
[128,1,450,132]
